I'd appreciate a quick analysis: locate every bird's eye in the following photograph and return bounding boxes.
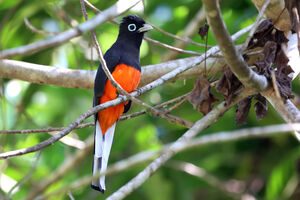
[128,24,136,32]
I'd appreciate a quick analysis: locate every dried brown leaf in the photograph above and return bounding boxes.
[248,19,274,48]
[198,24,209,41]
[187,76,218,115]
[236,96,253,125]
[254,94,268,120]
[263,41,277,65]
[216,69,242,105]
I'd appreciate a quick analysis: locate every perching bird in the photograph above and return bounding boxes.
[91,15,152,193]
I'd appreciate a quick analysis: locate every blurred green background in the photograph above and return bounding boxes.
[1,0,300,199]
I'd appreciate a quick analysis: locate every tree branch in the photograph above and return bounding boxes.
[0,57,224,89]
[202,0,269,91]
[0,0,141,59]
[263,90,300,123]
[0,93,189,134]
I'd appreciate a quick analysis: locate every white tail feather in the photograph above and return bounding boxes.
[92,121,116,192]
[95,121,103,157]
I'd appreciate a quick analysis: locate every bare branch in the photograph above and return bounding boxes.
[0,93,189,135]
[0,59,95,89]
[0,57,225,89]
[24,18,59,36]
[186,123,300,150]
[263,90,300,123]
[144,37,202,56]
[0,0,141,59]
[150,23,210,48]
[0,123,94,134]
[203,0,268,91]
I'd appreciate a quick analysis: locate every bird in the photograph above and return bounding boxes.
[91,15,152,193]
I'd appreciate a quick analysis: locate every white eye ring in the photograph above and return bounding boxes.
[128,24,136,32]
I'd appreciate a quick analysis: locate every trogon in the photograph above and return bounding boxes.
[91,15,152,193]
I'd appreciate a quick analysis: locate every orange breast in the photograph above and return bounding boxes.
[98,63,141,135]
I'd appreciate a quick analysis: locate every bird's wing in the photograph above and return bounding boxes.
[93,46,121,120]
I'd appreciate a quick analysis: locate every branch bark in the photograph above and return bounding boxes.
[0,57,225,89]
[203,0,269,91]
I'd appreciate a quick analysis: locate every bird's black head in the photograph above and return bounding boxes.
[117,15,152,48]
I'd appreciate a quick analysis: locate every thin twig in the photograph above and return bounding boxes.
[162,96,188,114]
[145,37,202,56]
[0,123,94,134]
[67,191,75,200]
[150,23,211,48]
[270,70,281,99]
[0,93,189,135]
[24,18,59,36]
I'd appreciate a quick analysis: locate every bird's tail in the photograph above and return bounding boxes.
[91,121,116,193]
